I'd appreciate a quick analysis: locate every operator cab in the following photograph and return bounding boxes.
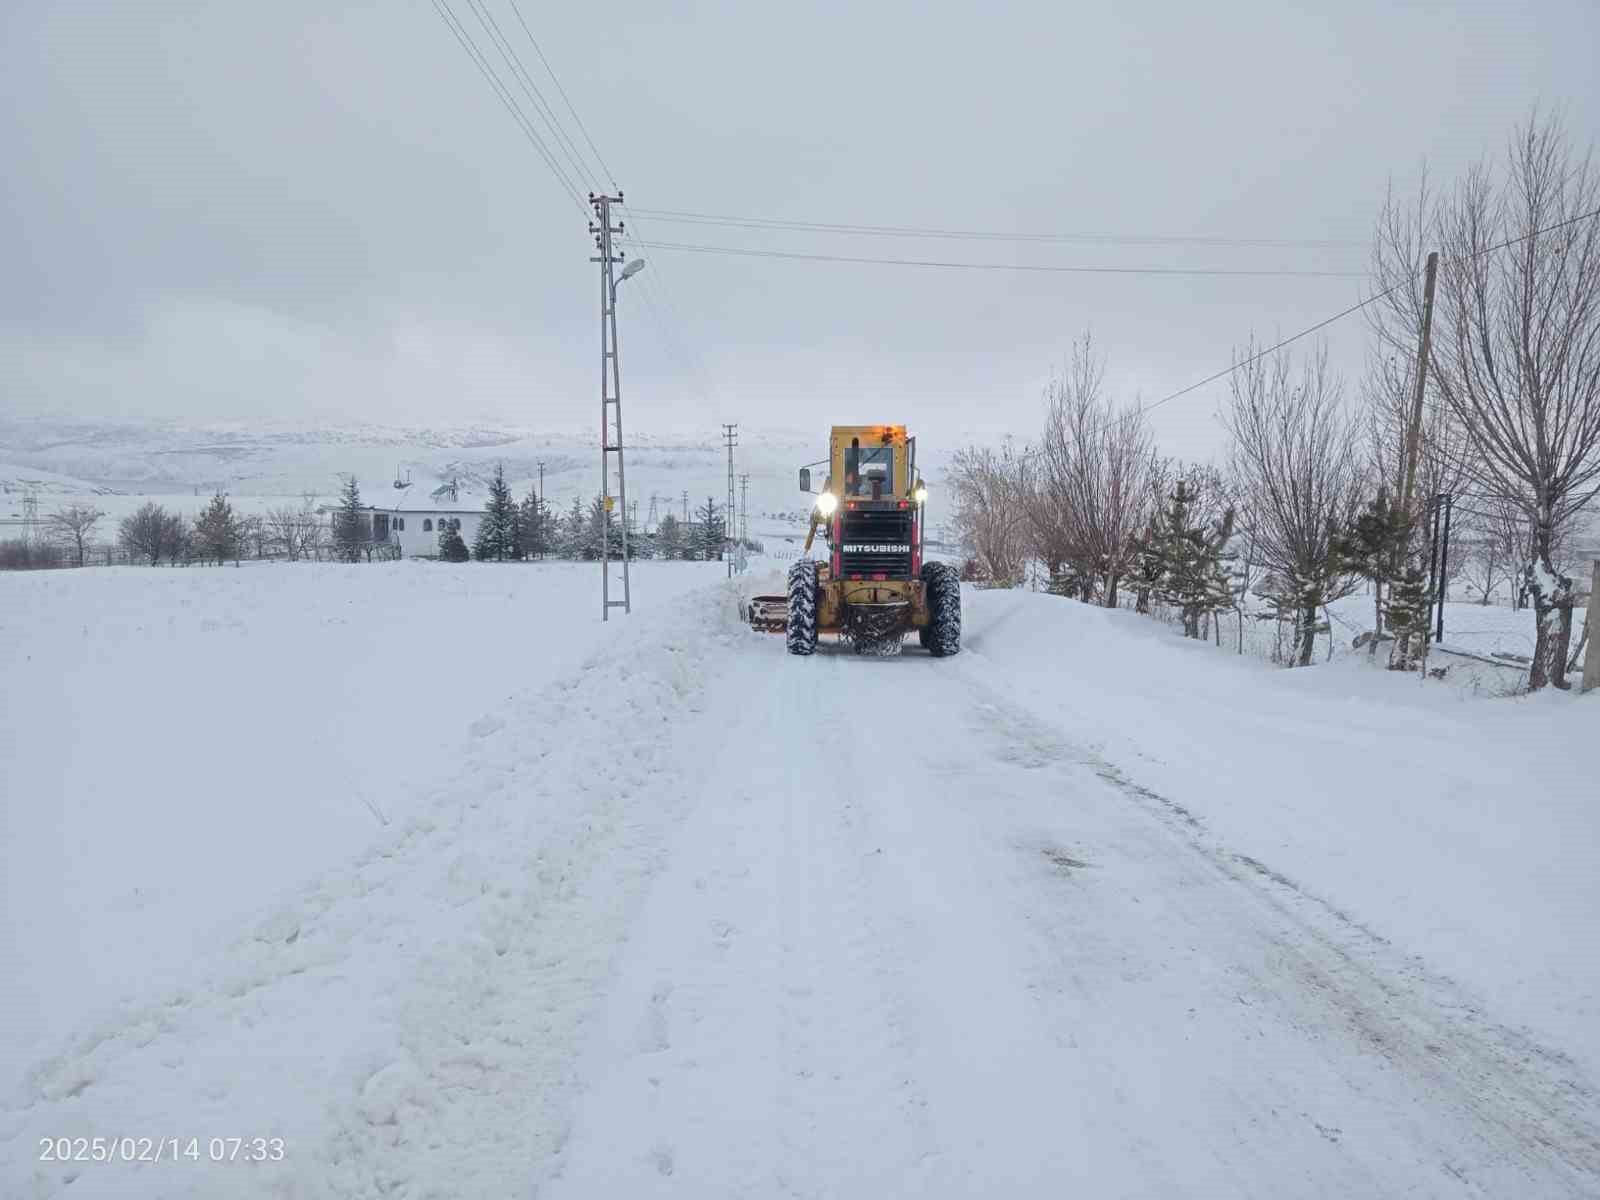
[844,438,894,500]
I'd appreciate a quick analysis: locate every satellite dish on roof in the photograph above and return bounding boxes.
[393,467,412,491]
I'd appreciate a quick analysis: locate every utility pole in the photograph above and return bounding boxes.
[1391,249,1439,672]
[591,191,640,620]
[1400,251,1440,514]
[537,460,546,560]
[739,473,750,545]
[722,423,739,578]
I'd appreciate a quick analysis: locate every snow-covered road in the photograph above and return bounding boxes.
[4,572,1598,1198]
[547,594,1600,1198]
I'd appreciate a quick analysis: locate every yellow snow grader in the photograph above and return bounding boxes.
[747,424,961,657]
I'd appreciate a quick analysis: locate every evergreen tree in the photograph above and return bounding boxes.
[1144,480,1237,639]
[1331,487,1413,657]
[193,491,242,565]
[518,487,549,559]
[474,463,519,561]
[585,496,625,560]
[656,513,684,561]
[1129,515,1168,614]
[332,475,367,563]
[695,497,723,561]
[557,496,587,558]
[438,518,469,562]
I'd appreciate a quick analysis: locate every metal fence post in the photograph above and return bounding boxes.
[1583,561,1600,694]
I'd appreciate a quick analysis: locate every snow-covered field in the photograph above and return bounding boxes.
[0,560,723,1085]
[2,562,1598,1197]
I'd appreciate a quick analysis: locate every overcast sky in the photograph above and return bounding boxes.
[3,0,1598,459]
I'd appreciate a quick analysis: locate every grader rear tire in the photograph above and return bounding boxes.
[921,561,962,657]
[786,560,819,656]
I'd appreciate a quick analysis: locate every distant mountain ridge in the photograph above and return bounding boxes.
[0,416,831,520]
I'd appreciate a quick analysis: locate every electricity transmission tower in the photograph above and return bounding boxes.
[646,494,661,534]
[681,491,689,524]
[21,487,39,548]
[722,423,738,578]
[591,192,646,620]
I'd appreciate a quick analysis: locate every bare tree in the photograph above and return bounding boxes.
[239,514,269,560]
[948,441,1030,586]
[1429,113,1600,689]
[46,503,104,567]
[1225,342,1366,666]
[119,501,185,566]
[1038,333,1158,607]
[1455,495,1523,605]
[267,493,322,561]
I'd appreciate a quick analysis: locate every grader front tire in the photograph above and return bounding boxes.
[786,560,819,656]
[921,561,962,657]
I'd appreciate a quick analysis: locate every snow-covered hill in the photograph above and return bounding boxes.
[0,415,894,523]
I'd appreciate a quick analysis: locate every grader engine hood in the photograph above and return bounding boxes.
[835,503,916,580]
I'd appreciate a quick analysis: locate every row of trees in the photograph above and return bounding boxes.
[116,493,282,566]
[951,112,1599,691]
[7,471,752,571]
[456,463,744,563]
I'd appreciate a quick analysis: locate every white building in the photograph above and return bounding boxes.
[378,479,484,558]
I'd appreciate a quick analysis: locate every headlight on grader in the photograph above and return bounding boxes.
[913,485,928,504]
[816,492,839,516]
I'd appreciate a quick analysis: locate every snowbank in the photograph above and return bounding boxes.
[960,589,1600,1077]
[0,560,722,1086]
[2,563,750,1198]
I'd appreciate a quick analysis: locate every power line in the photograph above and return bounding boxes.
[1144,286,1404,413]
[507,0,620,191]
[463,0,597,194]
[1143,203,1600,414]
[632,239,1368,279]
[465,2,591,190]
[444,1,722,409]
[614,226,724,406]
[1004,203,1600,472]
[626,207,1368,250]
[429,0,588,217]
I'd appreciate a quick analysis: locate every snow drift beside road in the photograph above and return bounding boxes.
[960,588,1600,1077]
[3,566,752,1198]
[0,560,721,1086]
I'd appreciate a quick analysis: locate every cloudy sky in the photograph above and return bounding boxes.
[3,0,1598,458]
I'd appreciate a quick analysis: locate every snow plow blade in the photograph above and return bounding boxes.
[746,594,789,634]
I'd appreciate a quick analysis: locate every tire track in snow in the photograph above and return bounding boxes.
[769,659,943,1197]
[545,645,944,1197]
[947,666,1600,1195]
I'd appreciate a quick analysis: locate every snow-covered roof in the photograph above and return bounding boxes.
[386,499,479,515]
[384,482,478,514]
